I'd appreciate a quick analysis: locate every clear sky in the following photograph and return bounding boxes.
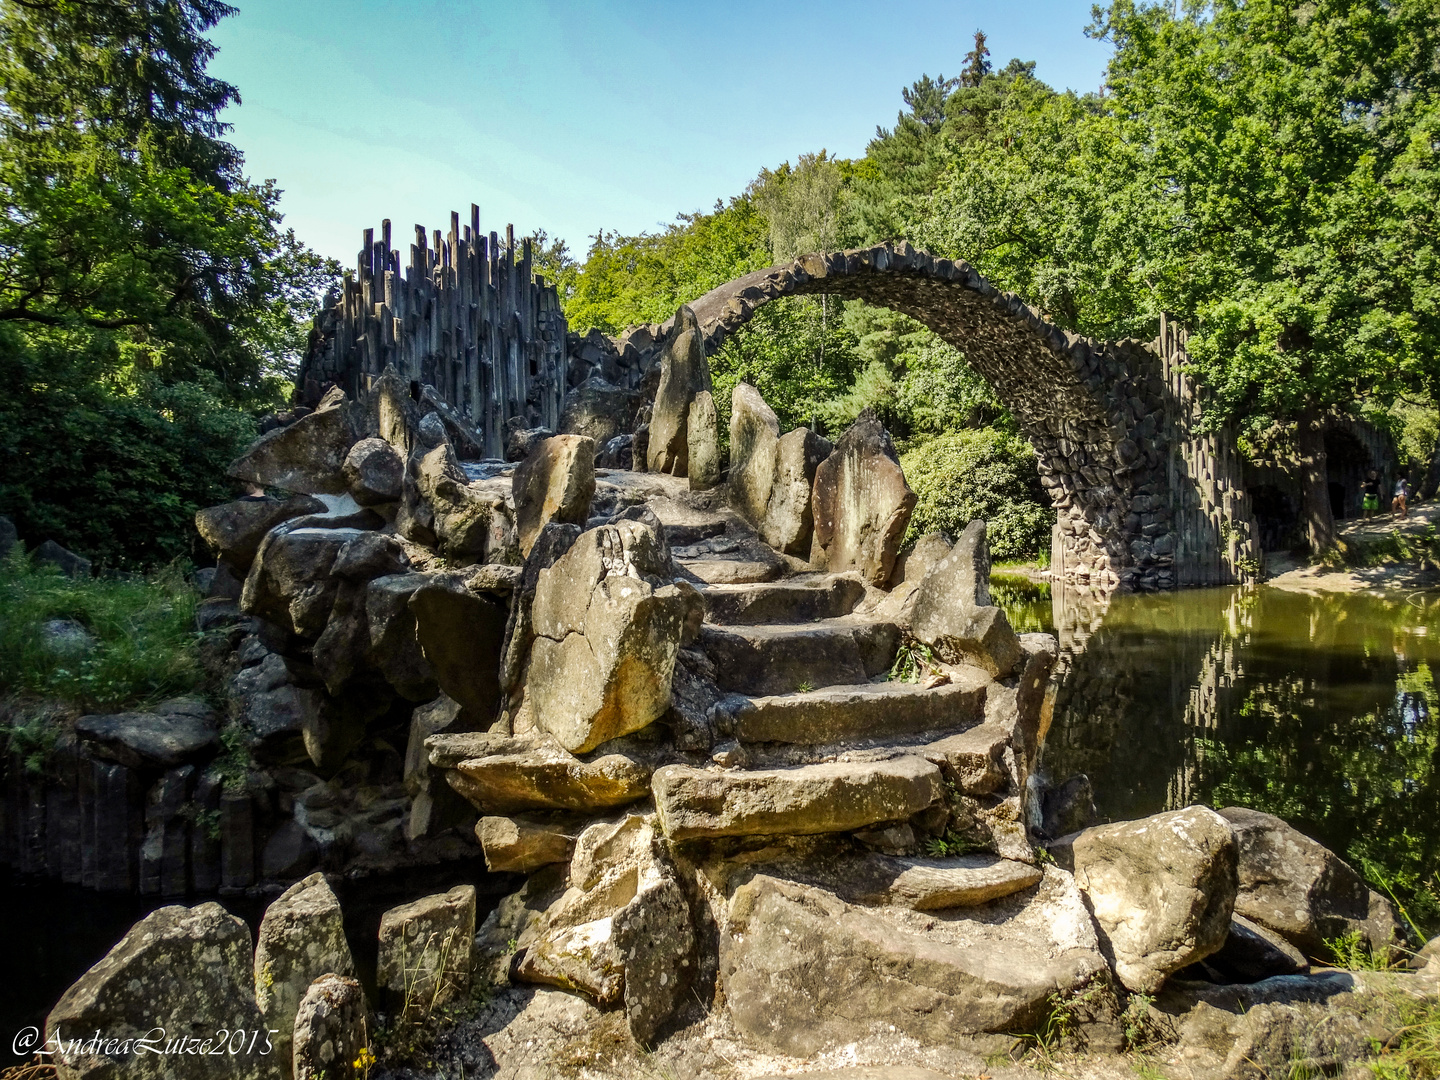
[209,1,1113,268]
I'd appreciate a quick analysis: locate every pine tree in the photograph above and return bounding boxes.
[961,30,992,88]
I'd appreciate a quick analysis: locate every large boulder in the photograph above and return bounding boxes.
[647,305,712,475]
[228,396,360,496]
[728,382,780,526]
[652,757,943,841]
[410,575,508,719]
[760,427,831,556]
[810,409,916,586]
[407,442,517,563]
[376,885,476,1018]
[75,702,219,770]
[196,495,326,572]
[365,573,437,702]
[242,527,369,638]
[525,520,697,754]
[1218,806,1404,961]
[477,814,576,873]
[1055,806,1238,993]
[720,870,1104,1055]
[34,538,91,577]
[45,903,281,1079]
[911,520,1022,678]
[559,377,640,445]
[342,437,404,506]
[431,732,652,813]
[512,434,596,557]
[687,390,721,491]
[253,873,356,1078]
[291,974,367,1080]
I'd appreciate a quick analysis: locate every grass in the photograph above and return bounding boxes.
[889,639,939,683]
[1372,994,1440,1080]
[0,551,203,714]
[1321,525,1440,570]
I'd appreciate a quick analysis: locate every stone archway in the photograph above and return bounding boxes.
[681,242,1257,592]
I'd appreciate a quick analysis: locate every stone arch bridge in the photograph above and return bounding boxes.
[681,243,1259,592]
[297,213,1257,592]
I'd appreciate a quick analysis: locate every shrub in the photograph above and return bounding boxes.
[900,428,1054,560]
[0,552,203,713]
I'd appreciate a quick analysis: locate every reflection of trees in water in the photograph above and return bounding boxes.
[1039,586,1440,925]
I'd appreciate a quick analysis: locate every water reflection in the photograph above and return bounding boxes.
[996,575,1440,927]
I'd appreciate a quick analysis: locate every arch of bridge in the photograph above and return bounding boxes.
[684,242,1179,591]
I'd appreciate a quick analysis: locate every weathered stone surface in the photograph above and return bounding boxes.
[367,364,424,455]
[911,520,1022,678]
[687,390,720,491]
[700,618,898,696]
[404,694,465,794]
[196,495,327,571]
[717,672,988,746]
[432,732,652,813]
[761,427,831,555]
[1219,806,1404,961]
[810,409,916,586]
[75,710,219,770]
[410,442,516,563]
[477,815,576,873]
[515,914,625,1003]
[647,305,712,475]
[728,382,780,525]
[513,434,596,557]
[331,531,410,581]
[254,873,356,1077]
[614,874,694,1043]
[720,870,1104,1054]
[261,819,320,880]
[228,398,360,496]
[1057,806,1238,993]
[409,574,508,719]
[504,424,556,463]
[1207,913,1310,983]
[34,538,91,577]
[377,885,476,1017]
[342,437,404,506]
[701,576,865,626]
[242,527,367,638]
[526,520,695,753]
[922,721,1011,796]
[291,973,367,1080]
[653,757,943,840]
[46,902,280,1079]
[365,573,437,701]
[833,852,1044,910]
[560,377,640,446]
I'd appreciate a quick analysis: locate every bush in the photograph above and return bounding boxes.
[900,429,1054,560]
[0,552,203,713]
[0,326,259,570]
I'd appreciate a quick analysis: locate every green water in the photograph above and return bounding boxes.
[996,574,1440,932]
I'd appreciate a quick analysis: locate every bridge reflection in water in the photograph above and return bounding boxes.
[998,576,1440,907]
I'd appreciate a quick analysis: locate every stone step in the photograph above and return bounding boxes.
[713,669,990,746]
[831,852,1043,910]
[699,618,900,695]
[700,576,866,626]
[652,756,942,841]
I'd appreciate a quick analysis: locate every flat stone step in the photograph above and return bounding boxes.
[833,852,1043,910]
[700,618,900,695]
[714,670,990,745]
[652,756,942,841]
[700,576,866,625]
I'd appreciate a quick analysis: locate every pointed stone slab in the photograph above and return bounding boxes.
[716,670,989,746]
[653,757,942,840]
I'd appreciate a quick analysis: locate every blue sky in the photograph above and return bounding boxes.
[209,1,1112,267]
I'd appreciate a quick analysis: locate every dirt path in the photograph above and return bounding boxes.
[1264,498,1440,595]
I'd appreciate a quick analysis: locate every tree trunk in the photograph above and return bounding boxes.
[1296,409,1335,552]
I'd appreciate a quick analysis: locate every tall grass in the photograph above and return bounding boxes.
[0,551,203,714]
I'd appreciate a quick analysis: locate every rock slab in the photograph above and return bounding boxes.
[810,409,916,586]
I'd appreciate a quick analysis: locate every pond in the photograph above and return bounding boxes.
[995,573,1440,937]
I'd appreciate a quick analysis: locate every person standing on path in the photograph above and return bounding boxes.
[1362,471,1381,519]
[1394,476,1410,518]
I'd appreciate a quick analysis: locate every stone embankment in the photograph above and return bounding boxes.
[32,303,1436,1080]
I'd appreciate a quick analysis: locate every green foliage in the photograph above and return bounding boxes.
[0,552,203,712]
[923,831,977,857]
[0,324,258,568]
[1371,991,1440,1080]
[889,639,939,683]
[901,429,1054,559]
